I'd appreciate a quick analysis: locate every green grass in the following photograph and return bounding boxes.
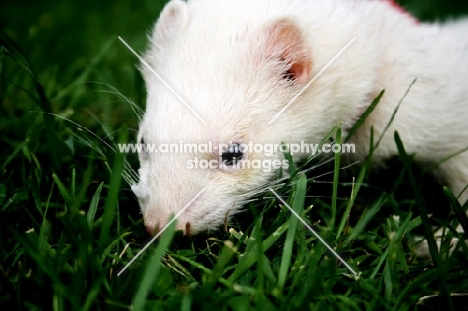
[1,0,468,310]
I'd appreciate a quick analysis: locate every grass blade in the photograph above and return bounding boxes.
[277,174,306,290]
[87,182,104,228]
[345,90,384,143]
[330,127,342,227]
[131,220,177,310]
[98,130,127,250]
[394,131,440,265]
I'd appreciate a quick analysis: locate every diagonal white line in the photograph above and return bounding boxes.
[268,37,356,125]
[117,188,206,276]
[118,36,207,125]
[268,187,357,275]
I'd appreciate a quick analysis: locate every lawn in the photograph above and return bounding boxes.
[1,0,468,310]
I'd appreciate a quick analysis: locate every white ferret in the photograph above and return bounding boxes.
[131,0,468,236]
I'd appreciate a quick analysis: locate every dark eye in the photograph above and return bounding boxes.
[221,143,244,166]
[138,137,149,156]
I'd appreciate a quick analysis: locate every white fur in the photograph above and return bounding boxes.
[131,0,468,235]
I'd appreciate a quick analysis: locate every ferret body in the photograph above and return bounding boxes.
[131,0,468,236]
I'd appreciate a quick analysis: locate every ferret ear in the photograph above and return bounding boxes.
[150,0,189,44]
[255,18,312,84]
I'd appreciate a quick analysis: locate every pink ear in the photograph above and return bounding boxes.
[151,0,189,45]
[258,18,312,84]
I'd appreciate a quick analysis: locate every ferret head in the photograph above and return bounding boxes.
[131,0,379,236]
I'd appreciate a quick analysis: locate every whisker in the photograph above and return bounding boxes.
[84,81,144,121]
[34,112,117,154]
[32,111,140,186]
[101,128,138,143]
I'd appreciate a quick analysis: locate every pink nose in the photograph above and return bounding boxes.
[145,225,156,236]
[145,222,191,236]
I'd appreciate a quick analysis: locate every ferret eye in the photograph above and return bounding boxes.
[138,137,149,158]
[221,143,243,166]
